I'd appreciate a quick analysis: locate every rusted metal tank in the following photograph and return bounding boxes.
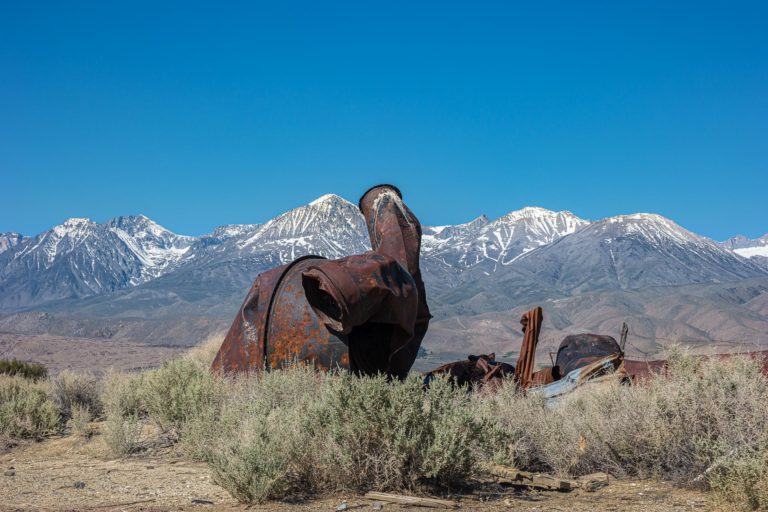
[212,184,430,378]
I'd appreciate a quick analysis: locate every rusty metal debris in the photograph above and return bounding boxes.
[212,184,430,378]
[423,307,629,399]
[422,353,514,389]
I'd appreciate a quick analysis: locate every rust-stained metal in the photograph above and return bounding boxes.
[211,255,350,374]
[555,334,623,377]
[212,184,429,378]
[359,184,432,374]
[515,307,543,389]
[422,353,514,389]
[531,365,561,386]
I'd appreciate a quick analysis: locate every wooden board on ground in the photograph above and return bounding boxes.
[484,463,575,491]
[364,491,457,509]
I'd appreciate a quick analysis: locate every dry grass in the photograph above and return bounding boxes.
[2,341,767,510]
[185,330,226,367]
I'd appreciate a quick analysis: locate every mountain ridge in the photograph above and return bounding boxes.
[2,194,767,361]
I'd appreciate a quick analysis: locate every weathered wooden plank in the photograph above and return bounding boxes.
[484,463,575,491]
[364,491,457,509]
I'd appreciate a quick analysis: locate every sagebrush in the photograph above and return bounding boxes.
[0,374,59,440]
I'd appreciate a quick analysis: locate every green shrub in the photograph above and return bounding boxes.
[311,372,486,491]
[476,349,768,486]
[709,439,768,511]
[142,358,219,433]
[101,371,145,456]
[186,366,321,501]
[49,370,103,421]
[69,403,94,439]
[0,374,59,439]
[0,359,47,380]
[185,367,489,503]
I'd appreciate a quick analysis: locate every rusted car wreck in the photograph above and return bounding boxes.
[212,184,628,394]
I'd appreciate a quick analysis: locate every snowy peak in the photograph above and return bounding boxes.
[721,233,768,259]
[490,206,587,241]
[308,193,354,207]
[510,211,768,292]
[425,215,490,240]
[0,233,25,254]
[106,215,193,272]
[209,224,262,241]
[594,213,707,247]
[51,217,98,241]
[422,206,588,272]
[238,194,369,259]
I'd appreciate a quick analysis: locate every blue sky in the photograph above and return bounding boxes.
[2,1,766,240]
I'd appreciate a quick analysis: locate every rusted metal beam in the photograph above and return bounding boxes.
[515,306,543,389]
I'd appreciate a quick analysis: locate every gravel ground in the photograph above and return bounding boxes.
[0,431,710,512]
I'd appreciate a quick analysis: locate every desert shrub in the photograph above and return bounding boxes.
[144,359,211,429]
[190,366,322,502]
[0,359,47,381]
[49,370,103,421]
[189,367,490,503]
[477,349,768,487]
[0,374,59,439]
[311,372,487,491]
[142,357,219,433]
[69,403,94,439]
[101,371,145,456]
[709,437,768,511]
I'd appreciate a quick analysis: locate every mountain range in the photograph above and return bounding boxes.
[1,194,767,364]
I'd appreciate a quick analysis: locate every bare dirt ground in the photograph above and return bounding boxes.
[0,334,188,374]
[1,428,710,512]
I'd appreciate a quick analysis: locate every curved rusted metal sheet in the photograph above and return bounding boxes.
[211,255,349,374]
[555,334,623,377]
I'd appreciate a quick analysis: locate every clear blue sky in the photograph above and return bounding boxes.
[2,1,766,240]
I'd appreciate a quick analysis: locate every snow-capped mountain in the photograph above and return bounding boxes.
[0,218,151,309]
[1,194,766,317]
[506,213,767,292]
[422,207,588,276]
[0,233,25,254]
[234,194,370,262]
[106,215,194,280]
[721,233,768,259]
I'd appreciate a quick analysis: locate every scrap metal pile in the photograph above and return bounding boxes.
[212,184,628,395]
